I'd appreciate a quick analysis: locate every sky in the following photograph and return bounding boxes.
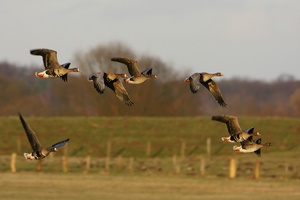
[1,0,300,81]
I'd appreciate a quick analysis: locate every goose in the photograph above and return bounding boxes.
[233,137,271,157]
[211,115,261,143]
[19,113,69,160]
[88,72,134,106]
[184,72,226,107]
[111,57,157,84]
[30,48,80,82]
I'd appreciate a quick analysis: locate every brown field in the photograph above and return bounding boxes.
[1,173,300,200]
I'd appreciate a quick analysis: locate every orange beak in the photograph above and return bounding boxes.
[184,78,190,82]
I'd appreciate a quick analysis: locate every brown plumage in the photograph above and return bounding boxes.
[211,115,261,143]
[111,57,157,84]
[19,113,69,160]
[185,72,226,107]
[30,48,80,82]
[88,72,134,106]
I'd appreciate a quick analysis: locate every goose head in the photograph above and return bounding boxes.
[221,136,235,143]
[215,72,224,76]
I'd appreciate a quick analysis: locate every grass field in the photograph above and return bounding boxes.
[0,116,300,199]
[1,116,300,157]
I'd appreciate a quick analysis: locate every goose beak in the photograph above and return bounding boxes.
[124,79,130,84]
[184,78,190,82]
[35,72,44,78]
[256,132,261,136]
[221,137,230,142]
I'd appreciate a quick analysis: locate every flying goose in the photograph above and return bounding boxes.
[211,115,261,143]
[88,72,134,106]
[184,72,227,107]
[233,137,271,157]
[30,48,80,82]
[111,57,157,84]
[19,113,69,160]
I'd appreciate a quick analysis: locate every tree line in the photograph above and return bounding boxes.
[0,42,299,117]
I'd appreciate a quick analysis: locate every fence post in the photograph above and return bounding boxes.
[206,138,211,157]
[10,153,17,173]
[85,155,91,173]
[36,160,42,172]
[229,158,236,179]
[106,141,111,172]
[128,157,134,173]
[172,154,180,175]
[199,156,205,176]
[254,160,260,179]
[62,156,68,173]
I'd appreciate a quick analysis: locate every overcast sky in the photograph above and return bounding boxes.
[1,0,299,81]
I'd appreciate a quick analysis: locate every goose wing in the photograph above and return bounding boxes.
[201,79,227,107]
[88,72,105,94]
[18,113,42,152]
[30,48,59,70]
[46,138,69,151]
[106,78,134,106]
[111,57,141,77]
[211,115,242,136]
[187,73,201,93]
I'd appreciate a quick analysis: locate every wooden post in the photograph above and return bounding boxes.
[229,158,236,179]
[146,141,151,157]
[254,160,260,179]
[85,155,91,173]
[105,141,111,172]
[128,157,134,173]
[62,156,68,173]
[36,160,42,172]
[10,153,17,173]
[181,140,186,159]
[172,154,180,175]
[206,138,211,157]
[199,156,205,176]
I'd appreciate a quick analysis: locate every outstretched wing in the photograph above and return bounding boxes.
[46,138,69,151]
[106,78,134,106]
[188,73,201,93]
[111,57,141,77]
[201,79,227,107]
[211,115,242,135]
[18,113,42,152]
[30,48,59,70]
[88,72,105,94]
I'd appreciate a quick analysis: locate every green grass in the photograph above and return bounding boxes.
[1,116,299,156]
